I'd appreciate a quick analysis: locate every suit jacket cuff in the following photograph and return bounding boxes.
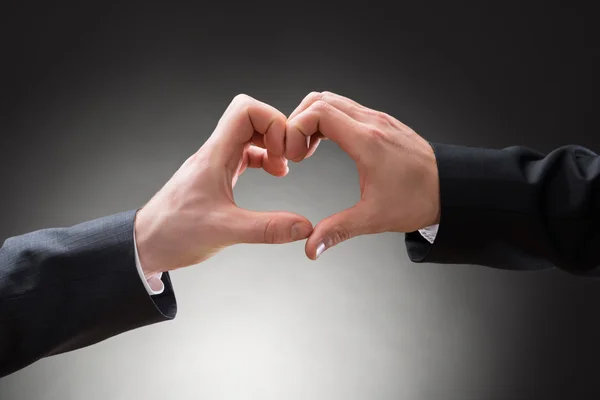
[404,143,549,271]
[45,210,178,355]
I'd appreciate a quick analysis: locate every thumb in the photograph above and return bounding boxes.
[228,208,313,245]
[306,204,373,260]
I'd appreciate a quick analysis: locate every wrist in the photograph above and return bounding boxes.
[421,141,441,228]
[134,207,167,278]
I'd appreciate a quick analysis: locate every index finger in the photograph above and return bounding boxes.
[288,91,364,121]
[286,100,368,161]
[213,94,287,149]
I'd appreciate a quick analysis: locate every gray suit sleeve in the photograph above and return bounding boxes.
[0,210,177,378]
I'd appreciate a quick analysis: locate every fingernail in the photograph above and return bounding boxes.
[291,222,310,241]
[315,242,326,258]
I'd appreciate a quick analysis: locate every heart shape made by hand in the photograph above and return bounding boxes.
[134,92,440,278]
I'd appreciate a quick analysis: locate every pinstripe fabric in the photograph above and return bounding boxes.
[0,210,177,378]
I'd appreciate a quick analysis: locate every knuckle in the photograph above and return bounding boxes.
[364,126,389,150]
[329,224,351,246]
[375,110,389,120]
[378,111,396,126]
[263,218,277,244]
[233,93,252,107]
[365,126,385,140]
[307,91,322,102]
[286,146,305,162]
[312,99,330,112]
[362,108,380,118]
[348,103,362,115]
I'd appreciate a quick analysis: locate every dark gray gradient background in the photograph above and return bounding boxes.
[0,2,598,399]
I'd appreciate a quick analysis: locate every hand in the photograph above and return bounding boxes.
[270,91,440,260]
[134,94,314,277]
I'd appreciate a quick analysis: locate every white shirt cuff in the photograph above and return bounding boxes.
[418,224,439,244]
[133,227,165,296]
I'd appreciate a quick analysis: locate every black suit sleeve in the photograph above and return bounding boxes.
[405,143,600,275]
[0,210,177,378]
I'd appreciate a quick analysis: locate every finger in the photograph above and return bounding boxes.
[286,129,310,162]
[299,92,405,132]
[287,91,323,121]
[319,91,372,121]
[246,146,288,177]
[305,134,322,159]
[212,94,287,170]
[250,131,266,149]
[305,203,374,260]
[286,100,368,161]
[264,119,285,157]
[271,91,332,160]
[228,208,314,245]
[282,95,320,162]
[234,146,288,187]
[235,147,251,180]
[283,133,322,163]
[288,91,365,122]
